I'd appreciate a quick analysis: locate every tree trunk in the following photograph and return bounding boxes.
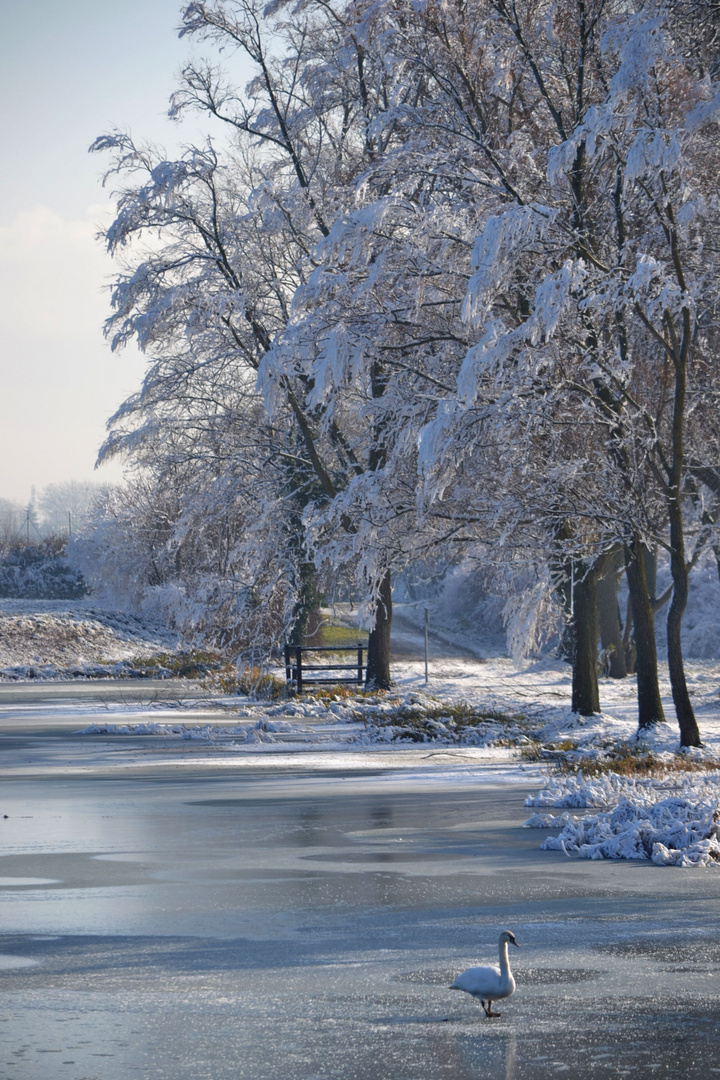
[571,568,600,716]
[289,559,322,645]
[643,546,657,606]
[597,552,627,678]
[624,539,665,730]
[365,569,392,690]
[665,294,701,747]
[622,592,636,674]
[667,505,701,746]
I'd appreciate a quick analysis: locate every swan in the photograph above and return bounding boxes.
[449,930,519,1017]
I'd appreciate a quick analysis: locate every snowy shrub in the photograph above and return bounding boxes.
[68,480,298,657]
[533,796,720,867]
[0,538,87,600]
[524,771,645,808]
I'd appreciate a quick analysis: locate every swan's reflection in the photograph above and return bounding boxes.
[429,1027,517,1079]
[504,1031,517,1080]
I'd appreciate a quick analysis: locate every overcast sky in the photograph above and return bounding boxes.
[0,0,215,504]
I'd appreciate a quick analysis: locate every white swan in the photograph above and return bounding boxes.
[449,930,519,1017]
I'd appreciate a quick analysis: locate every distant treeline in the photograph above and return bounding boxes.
[0,537,87,600]
[0,481,107,544]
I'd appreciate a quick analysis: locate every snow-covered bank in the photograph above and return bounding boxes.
[3,596,720,869]
[526,794,720,867]
[67,655,720,762]
[0,600,178,672]
[63,657,720,868]
[524,770,720,866]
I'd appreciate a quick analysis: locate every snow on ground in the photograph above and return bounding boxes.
[66,655,720,752]
[68,656,720,870]
[0,599,179,676]
[527,795,720,866]
[3,595,720,866]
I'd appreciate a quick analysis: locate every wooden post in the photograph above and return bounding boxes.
[295,644,303,695]
[424,607,429,685]
[357,645,363,685]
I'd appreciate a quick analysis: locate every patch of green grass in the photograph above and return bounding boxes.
[313,624,368,648]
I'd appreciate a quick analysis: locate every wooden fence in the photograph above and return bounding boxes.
[284,643,366,693]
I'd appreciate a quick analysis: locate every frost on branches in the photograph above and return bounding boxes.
[84,0,720,729]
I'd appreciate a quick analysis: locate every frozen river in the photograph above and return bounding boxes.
[1,682,720,1079]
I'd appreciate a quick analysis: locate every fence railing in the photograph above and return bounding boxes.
[284,643,366,694]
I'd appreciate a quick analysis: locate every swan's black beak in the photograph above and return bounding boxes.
[511,938,519,947]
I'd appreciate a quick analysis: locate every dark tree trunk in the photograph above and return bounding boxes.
[365,569,392,690]
[667,506,701,746]
[643,546,657,606]
[289,560,322,646]
[622,592,636,674]
[571,568,600,716]
[597,552,627,679]
[665,302,701,747]
[624,540,665,729]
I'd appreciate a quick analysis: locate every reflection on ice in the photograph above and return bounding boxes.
[2,697,720,1078]
[0,877,60,886]
[0,953,37,969]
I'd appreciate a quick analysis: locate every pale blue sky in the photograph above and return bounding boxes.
[0,0,215,502]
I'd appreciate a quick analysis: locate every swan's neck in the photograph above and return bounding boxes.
[499,941,510,974]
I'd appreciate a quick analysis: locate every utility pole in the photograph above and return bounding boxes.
[424,607,429,685]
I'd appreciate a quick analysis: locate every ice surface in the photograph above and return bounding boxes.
[2,683,720,1078]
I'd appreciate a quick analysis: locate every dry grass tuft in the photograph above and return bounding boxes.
[130,650,222,679]
[555,741,720,777]
[203,663,286,699]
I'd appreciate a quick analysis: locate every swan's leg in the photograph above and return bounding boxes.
[486,1000,501,1017]
[480,1000,490,1017]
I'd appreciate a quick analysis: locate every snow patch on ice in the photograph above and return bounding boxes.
[528,796,720,867]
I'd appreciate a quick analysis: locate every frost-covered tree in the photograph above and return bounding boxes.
[70,458,298,653]
[91,0,403,683]
[276,0,720,742]
[90,0,720,731]
[0,499,25,543]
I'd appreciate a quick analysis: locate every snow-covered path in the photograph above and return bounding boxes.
[390,605,484,660]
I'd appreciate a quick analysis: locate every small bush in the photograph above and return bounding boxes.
[316,625,367,648]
